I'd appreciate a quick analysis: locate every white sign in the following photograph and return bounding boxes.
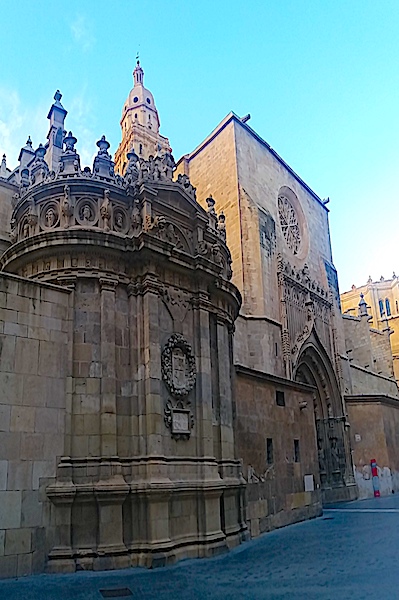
[172,410,189,433]
[304,474,315,492]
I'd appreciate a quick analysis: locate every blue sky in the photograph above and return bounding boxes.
[0,0,398,292]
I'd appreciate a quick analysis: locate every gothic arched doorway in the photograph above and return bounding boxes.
[294,333,354,502]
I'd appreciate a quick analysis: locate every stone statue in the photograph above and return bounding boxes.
[100,190,111,232]
[130,199,142,234]
[218,211,226,241]
[61,185,73,228]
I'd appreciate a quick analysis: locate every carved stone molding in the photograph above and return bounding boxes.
[277,254,329,301]
[277,255,333,376]
[161,333,196,399]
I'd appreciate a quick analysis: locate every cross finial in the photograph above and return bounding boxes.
[136,51,140,65]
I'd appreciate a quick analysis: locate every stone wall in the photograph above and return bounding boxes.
[177,115,346,372]
[176,121,243,294]
[235,368,322,536]
[342,313,394,379]
[347,398,399,497]
[370,329,394,377]
[0,273,71,577]
[233,121,335,323]
[234,315,285,378]
[348,364,397,397]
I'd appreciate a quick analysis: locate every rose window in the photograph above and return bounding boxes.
[278,195,302,255]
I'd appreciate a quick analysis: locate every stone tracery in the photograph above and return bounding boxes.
[278,193,301,255]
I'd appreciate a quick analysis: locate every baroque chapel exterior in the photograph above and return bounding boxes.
[0,62,398,578]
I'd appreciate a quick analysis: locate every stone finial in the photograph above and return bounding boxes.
[93,136,114,178]
[367,275,372,284]
[20,167,30,189]
[34,144,46,162]
[358,293,369,317]
[0,154,7,178]
[26,136,32,148]
[59,132,80,176]
[380,275,385,282]
[127,147,139,164]
[54,90,62,104]
[63,131,77,153]
[96,135,111,156]
[393,272,396,279]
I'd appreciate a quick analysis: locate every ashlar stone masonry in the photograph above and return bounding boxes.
[0,90,247,576]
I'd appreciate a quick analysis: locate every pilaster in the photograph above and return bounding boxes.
[100,277,119,456]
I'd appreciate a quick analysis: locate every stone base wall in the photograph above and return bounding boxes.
[235,368,322,535]
[46,457,247,574]
[246,482,321,538]
[0,273,71,578]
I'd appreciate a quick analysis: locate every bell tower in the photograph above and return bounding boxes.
[115,61,171,174]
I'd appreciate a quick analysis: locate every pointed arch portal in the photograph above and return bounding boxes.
[294,333,352,500]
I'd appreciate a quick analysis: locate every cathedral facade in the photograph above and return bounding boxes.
[0,62,398,577]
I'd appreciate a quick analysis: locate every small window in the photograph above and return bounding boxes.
[379,299,384,316]
[294,439,300,463]
[146,97,151,104]
[396,300,398,313]
[276,390,285,406]
[266,438,273,464]
[386,298,391,317]
[133,96,139,103]
[139,143,143,155]
[134,113,138,118]
[275,342,278,356]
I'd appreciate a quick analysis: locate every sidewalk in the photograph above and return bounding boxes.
[0,494,398,599]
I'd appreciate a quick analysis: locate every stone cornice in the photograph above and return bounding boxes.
[345,394,399,408]
[235,364,316,394]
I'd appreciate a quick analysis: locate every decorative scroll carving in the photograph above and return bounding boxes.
[161,333,196,399]
[160,286,191,322]
[164,399,194,441]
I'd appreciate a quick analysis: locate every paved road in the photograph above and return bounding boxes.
[1,495,398,600]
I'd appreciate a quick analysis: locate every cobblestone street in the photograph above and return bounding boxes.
[1,495,398,600]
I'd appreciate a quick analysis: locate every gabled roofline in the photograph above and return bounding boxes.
[177,112,328,211]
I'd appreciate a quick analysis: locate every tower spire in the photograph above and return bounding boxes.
[115,62,172,174]
[133,59,144,86]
